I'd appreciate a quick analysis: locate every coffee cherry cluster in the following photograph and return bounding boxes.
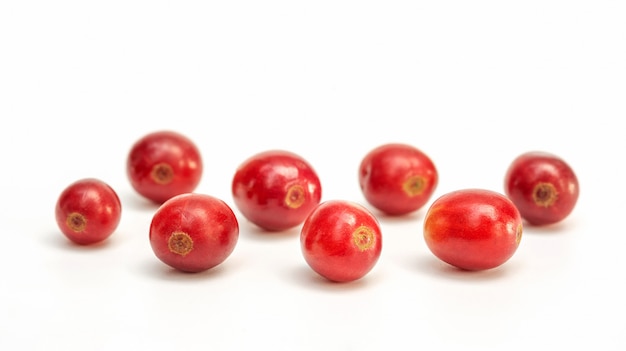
[54,130,580,283]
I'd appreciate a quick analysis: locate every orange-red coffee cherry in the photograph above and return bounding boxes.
[423,189,523,271]
[55,178,122,245]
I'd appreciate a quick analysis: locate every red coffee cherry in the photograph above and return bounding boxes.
[127,130,203,204]
[232,150,322,232]
[149,193,239,273]
[55,178,122,245]
[423,188,523,271]
[359,143,438,216]
[300,200,383,282]
[504,151,579,226]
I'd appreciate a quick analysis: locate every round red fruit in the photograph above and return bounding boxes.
[127,130,203,204]
[232,150,322,232]
[504,151,579,226]
[149,193,239,273]
[359,143,438,216]
[55,178,122,245]
[423,189,523,271]
[300,200,383,282]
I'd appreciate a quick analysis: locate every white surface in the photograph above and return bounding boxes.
[1,1,625,350]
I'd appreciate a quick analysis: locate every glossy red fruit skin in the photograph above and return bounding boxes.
[423,189,523,271]
[300,200,383,282]
[504,151,579,226]
[149,193,239,273]
[55,178,122,245]
[231,150,322,232]
[359,143,438,216]
[127,130,203,204]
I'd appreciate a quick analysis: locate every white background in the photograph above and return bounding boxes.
[1,1,625,350]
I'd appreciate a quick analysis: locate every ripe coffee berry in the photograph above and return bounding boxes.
[300,200,383,282]
[149,193,239,273]
[359,143,438,216]
[504,151,579,226]
[55,178,122,245]
[127,130,203,204]
[423,189,523,271]
[232,149,322,232]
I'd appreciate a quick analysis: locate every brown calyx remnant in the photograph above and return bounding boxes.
[532,182,558,207]
[151,163,174,185]
[168,231,194,256]
[285,184,306,209]
[516,224,523,246]
[353,225,376,251]
[66,212,87,232]
[402,176,426,197]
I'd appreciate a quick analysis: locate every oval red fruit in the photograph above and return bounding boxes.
[127,130,203,204]
[232,150,322,232]
[149,193,239,273]
[359,143,438,216]
[504,151,579,226]
[423,189,523,271]
[300,200,383,282]
[55,178,122,245]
